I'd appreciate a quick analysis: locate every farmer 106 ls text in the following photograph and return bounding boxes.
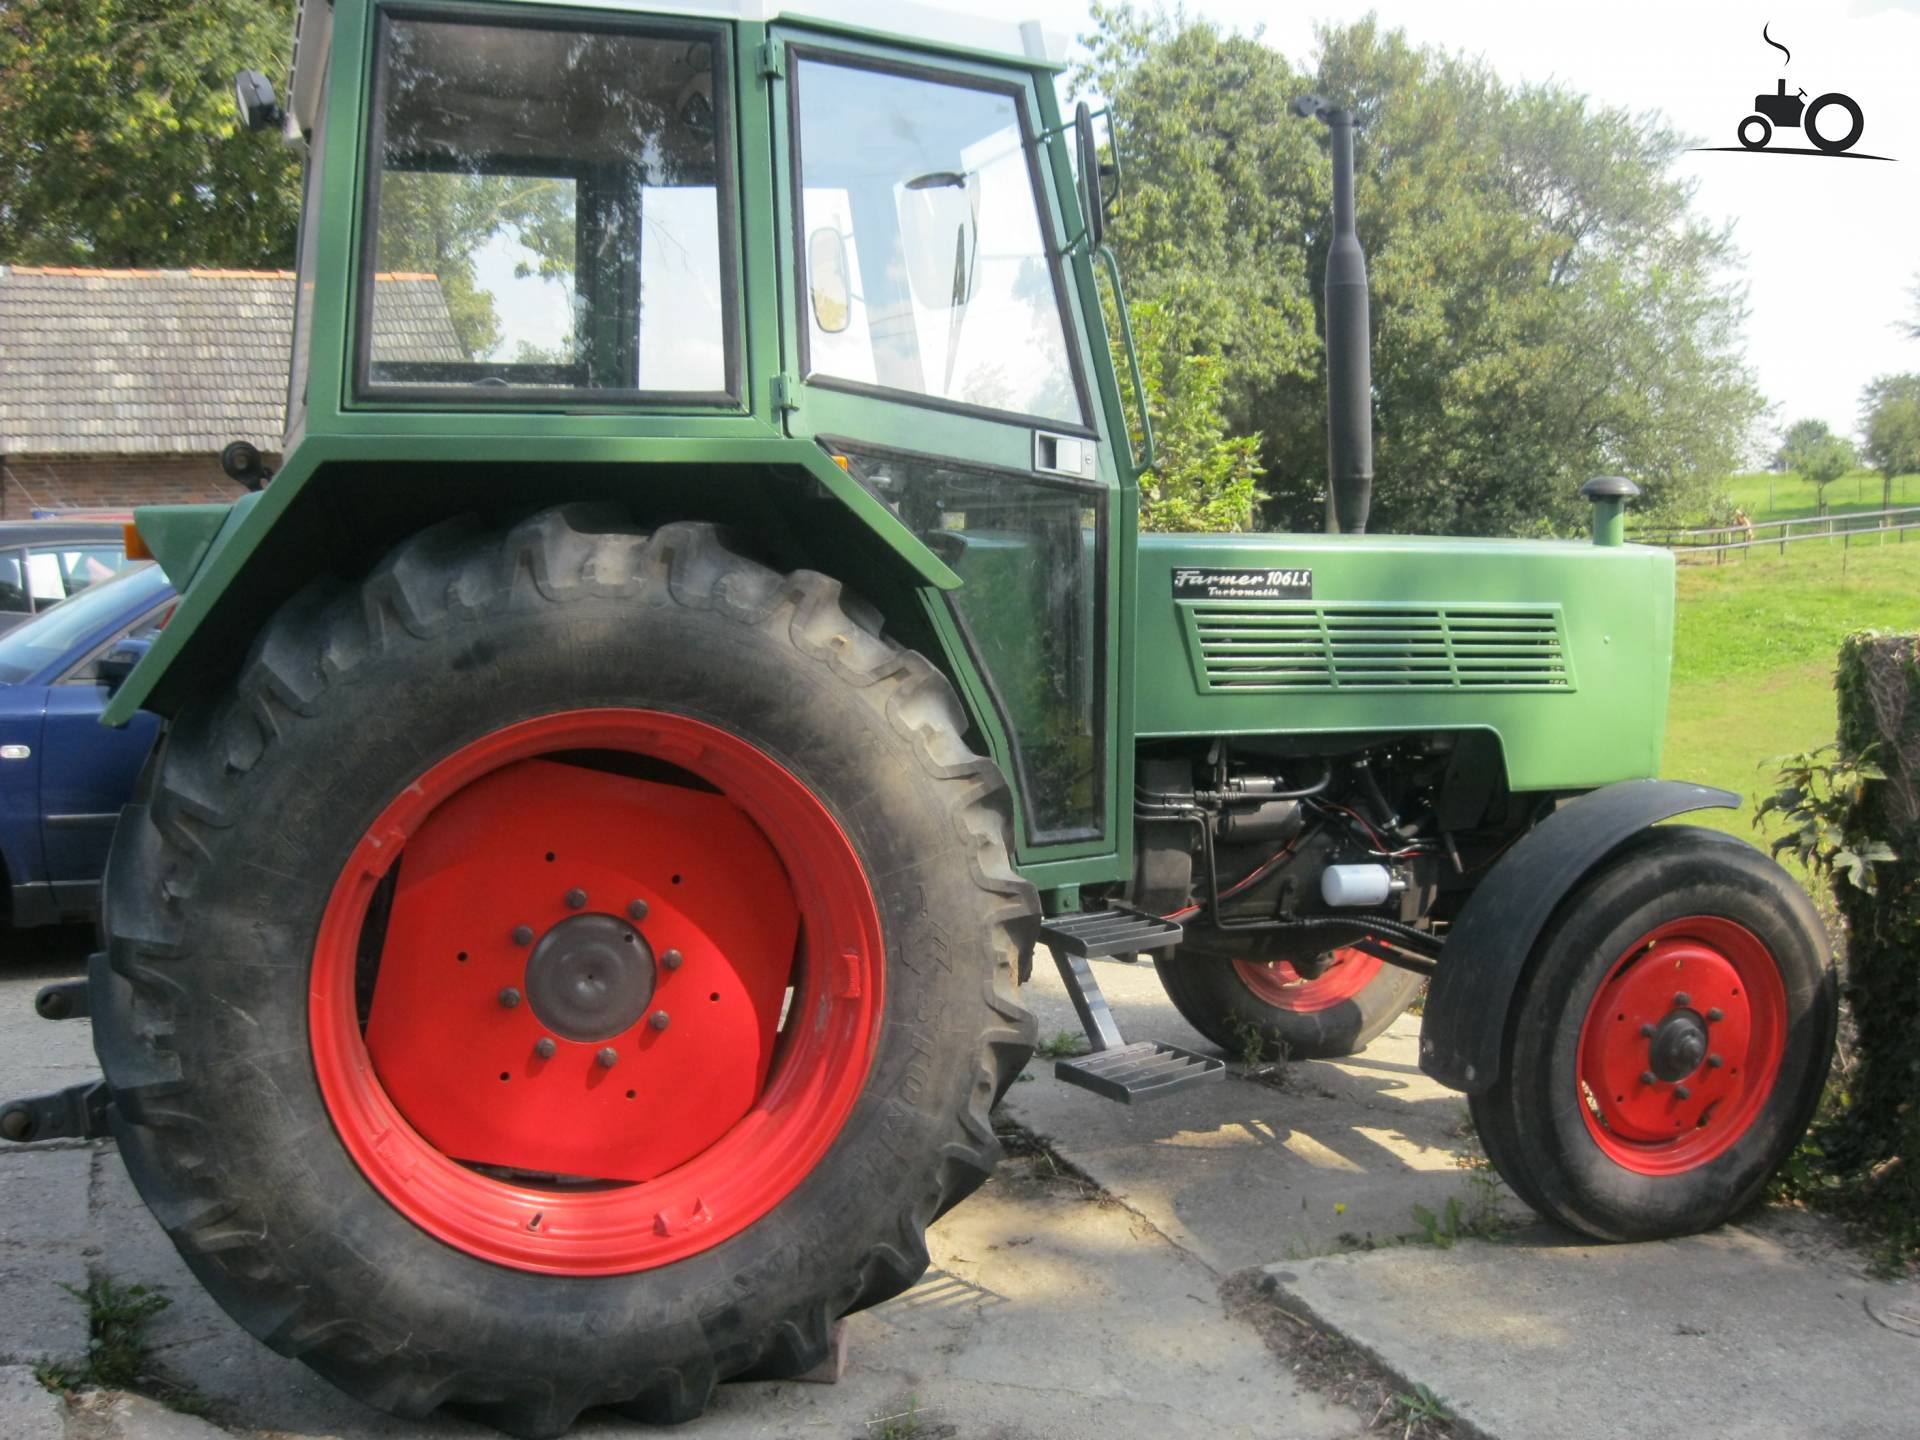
[3,1,1834,1433]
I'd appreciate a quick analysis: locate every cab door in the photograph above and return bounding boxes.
[766,30,1122,872]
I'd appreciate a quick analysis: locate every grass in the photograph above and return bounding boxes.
[1035,1029,1087,1059]
[1641,469,1920,531]
[1661,540,1920,851]
[36,1274,209,1416]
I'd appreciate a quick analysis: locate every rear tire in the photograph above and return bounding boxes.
[1154,939,1424,1060]
[93,511,1037,1435]
[1469,826,1835,1241]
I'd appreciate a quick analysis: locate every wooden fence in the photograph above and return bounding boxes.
[1633,504,1920,562]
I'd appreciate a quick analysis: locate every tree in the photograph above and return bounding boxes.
[0,0,302,267]
[1079,6,1764,537]
[1124,300,1266,532]
[1859,375,1920,513]
[1776,418,1856,517]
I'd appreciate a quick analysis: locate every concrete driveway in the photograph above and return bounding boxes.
[4,929,1917,1440]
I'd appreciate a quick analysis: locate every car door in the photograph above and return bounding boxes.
[37,614,166,893]
[767,30,1122,872]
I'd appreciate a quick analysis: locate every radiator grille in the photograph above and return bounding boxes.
[1181,602,1575,693]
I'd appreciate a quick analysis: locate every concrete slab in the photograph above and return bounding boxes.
[66,1389,232,1440]
[1004,955,1522,1269]
[91,1143,1359,1440]
[0,1364,66,1440]
[0,1147,96,1367]
[1266,1215,1920,1440]
[0,925,101,1100]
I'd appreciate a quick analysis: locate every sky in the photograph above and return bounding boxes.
[969,0,1920,455]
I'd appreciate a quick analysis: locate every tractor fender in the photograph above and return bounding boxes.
[102,438,963,727]
[1417,779,1739,1093]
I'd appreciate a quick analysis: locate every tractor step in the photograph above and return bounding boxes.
[1044,939,1225,1105]
[1038,903,1183,958]
[1054,1042,1225,1104]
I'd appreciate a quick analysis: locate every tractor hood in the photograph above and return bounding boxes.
[1133,530,1676,795]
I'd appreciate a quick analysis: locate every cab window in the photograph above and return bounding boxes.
[792,56,1084,428]
[358,10,735,402]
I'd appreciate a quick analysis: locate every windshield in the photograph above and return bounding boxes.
[793,57,1083,426]
[0,562,168,686]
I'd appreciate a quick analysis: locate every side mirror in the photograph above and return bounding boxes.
[1075,102,1106,249]
[97,636,152,694]
[233,69,285,133]
[899,172,979,311]
[808,227,852,335]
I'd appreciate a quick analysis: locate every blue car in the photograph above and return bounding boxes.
[0,562,174,928]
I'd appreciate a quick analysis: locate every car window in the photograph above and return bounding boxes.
[0,550,26,614]
[60,601,176,685]
[58,546,130,596]
[25,551,66,607]
[0,562,167,685]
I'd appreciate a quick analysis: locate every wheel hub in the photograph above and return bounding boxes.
[523,913,656,1042]
[1647,1009,1709,1082]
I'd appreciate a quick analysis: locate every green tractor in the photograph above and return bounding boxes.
[3,0,1834,1432]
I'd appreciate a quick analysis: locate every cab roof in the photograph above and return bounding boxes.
[288,0,1066,135]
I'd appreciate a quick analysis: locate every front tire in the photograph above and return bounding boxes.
[94,511,1037,1435]
[1470,827,1835,1241]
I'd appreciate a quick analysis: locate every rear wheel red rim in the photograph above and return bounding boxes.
[309,709,885,1276]
[1233,947,1382,1011]
[1575,916,1787,1176]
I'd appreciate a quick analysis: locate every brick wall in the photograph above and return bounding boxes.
[0,453,261,518]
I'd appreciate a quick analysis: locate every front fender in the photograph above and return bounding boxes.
[1418,779,1740,1093]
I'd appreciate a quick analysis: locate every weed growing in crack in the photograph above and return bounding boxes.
[36,1273,211,1417]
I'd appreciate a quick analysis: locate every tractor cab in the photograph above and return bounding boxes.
[246,0,1129,860]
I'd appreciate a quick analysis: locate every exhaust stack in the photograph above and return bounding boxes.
[1293,96,1373,535]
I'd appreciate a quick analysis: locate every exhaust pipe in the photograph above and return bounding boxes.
[1293,96,1373,535]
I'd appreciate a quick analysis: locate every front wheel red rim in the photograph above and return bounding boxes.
[1575,916,1787,1176]
[308,709,885,1276]
[1232,947,1383,1012]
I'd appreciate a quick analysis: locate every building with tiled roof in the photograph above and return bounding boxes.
[0,266,461,517]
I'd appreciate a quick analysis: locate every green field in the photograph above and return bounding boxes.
[1647,469,1920,530]
[1661,538,1920,850]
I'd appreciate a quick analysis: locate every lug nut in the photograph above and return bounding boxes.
[1640,1070,1657,1086]
[1639,1023,1655,1038]
[662,948,684,971]
[628,898,649,922]
[498,987,522,1009]
[1675,1084,1691,1101]
[566,888,588,910]
[535,1037,557,1059]
[650,1010,671,1031]
[1707,1008,1724,1023]
[512,924,534,946]
[1707,1053,1723,1069]
[1673,992,1691,1008]
[596,1047,619,1068]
